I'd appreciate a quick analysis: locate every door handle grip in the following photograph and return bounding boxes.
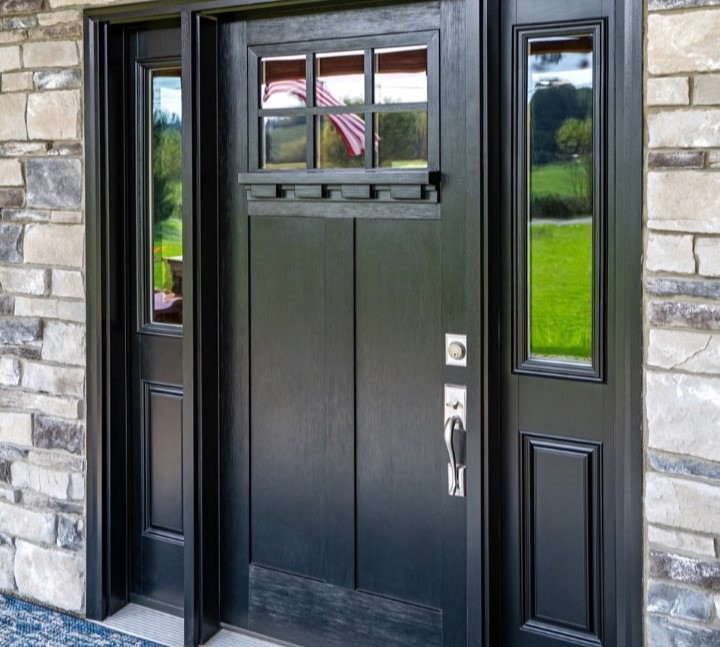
[444,415,465,496]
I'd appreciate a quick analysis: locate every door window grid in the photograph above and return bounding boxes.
[250,34,437,172]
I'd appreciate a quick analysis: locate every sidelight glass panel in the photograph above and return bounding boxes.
[316,113,366,168]
[374,46,428,104]
[316,51,365,106]
[261,55,307,109]
[261,116,308,169]
[150,69,183,326]
[527,34,594,363]
[375,110,428,168]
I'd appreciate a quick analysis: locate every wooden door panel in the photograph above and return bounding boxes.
[250,216,330,580]
[521,435,601,642]
[355,219,443,608]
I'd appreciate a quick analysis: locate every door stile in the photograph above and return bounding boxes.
[465,0,484,645]
[183,11,222,647]
[440,2,469,645]
[217,15,250,630]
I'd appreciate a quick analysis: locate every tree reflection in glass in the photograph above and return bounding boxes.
[527,35,594,362]
[151,70,183,326]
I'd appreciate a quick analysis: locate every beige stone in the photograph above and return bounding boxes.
[14,541,84,612]
[22,41,78,68]
[648,109,720,148]
[0,388,80,419]
[0,502,55,544]
[51,269,84,299]
[647,172,720,233]
[51,211,83,224]
[21,361,85,398]
[27,90,81,141]
[0,412,31,446]
[0,267,47,296]
[695,74,720,106]
[2,72,32,93]
[57,300,85,323]
[648,524,717,557]
[647,370,720,461]
[41,321,85,367]
[647,473,720,535]
[0,160,23,187]
[647,77,689,106]
[12,462,70,500]
[14,297,59,319]
[23,224,84,268]
[648,330,720,374]
[646,233,695,274]
[0,46,21,73]
[36,10,82,26]
[696,237,720,277]
[0,32,25,46]
[0,545,14,591]
[0,94,27,141]
[649,11,720,75]
[0,358,20,387]
[49,0,115,8]
[69,473,83,501]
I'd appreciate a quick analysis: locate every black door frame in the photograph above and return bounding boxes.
[84,1,642,646]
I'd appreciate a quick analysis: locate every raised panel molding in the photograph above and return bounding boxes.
[521,433,602,645]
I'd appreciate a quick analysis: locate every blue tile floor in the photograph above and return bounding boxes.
[0,595,164,646]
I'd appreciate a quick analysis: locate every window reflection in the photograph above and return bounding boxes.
[375,111,428,168]
[316,51,365,106]
[375,46,427,104]
[527,35,594,362]
[261,116,307,169]
[316,113,366,168]
[261,55,307,109]
[150,69,183,326]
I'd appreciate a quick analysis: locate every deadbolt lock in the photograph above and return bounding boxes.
[445,334,467,367]
[448,341,466,361]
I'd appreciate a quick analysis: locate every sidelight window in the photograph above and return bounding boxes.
[148,68,183,327]
[251,35,437,172]
[515,24,604,380]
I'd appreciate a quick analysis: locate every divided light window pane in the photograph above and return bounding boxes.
[374,46,428,104]
[316,113,366,168]
[316,51,365,106]
[527,34,594,364]
[150,69,183,326]
[261,55,307,109]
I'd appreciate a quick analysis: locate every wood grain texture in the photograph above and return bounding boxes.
[249,566,442,647]
[355,218,443,609]
[249,216,328,579]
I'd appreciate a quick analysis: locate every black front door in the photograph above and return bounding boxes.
[217,2,475,646]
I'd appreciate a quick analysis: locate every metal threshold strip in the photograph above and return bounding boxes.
[99,604,296,647]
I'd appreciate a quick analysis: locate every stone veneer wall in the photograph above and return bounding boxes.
[0,0,123,614]
[645,0,720,644]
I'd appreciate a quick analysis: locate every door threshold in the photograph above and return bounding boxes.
[98,603,183,647]
[98,603,297,647]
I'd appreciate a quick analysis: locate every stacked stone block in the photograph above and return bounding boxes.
[646,0,720,643]
[0,0,86,613]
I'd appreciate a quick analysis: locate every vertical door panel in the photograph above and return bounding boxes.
[355,219,443,608]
